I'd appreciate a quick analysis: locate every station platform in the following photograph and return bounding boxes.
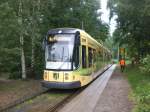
[58,65,117,112]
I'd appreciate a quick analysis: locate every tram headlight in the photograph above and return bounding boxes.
[65,73,69,80]
[53,73,59,80]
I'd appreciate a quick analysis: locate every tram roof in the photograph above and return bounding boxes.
[47,28,111,53]
[47,28,81,34]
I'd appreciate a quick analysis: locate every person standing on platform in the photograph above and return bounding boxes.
[119,58,126,72]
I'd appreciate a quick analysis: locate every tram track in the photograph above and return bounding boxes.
[8,89,80,112]
[46,87,85,112]
[0,85,81,112]
[0,87,49,112]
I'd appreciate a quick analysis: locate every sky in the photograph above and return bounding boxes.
[100,0,117,35]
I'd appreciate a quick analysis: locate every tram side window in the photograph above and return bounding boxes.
[88,47,93,67]
[93,49,96,63]
[82,46,87,68]
[99,51,103,61]
[73,46,79,69]
[104,53,107,62]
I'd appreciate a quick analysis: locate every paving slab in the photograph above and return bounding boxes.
[93,67,133,112]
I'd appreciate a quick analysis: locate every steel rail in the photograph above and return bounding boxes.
[46,87,85,112]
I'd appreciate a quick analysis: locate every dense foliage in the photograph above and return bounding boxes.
[108,0,150,58]
[108,1,150,111]
[0,0,109,79]
[126,66,150,112]
[140,55,150,75]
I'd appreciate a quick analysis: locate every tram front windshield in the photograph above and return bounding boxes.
[45,34,75,70]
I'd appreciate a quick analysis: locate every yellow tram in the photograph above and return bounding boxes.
[41,28,111,89]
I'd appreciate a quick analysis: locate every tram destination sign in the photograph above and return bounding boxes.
[48,34,72,42]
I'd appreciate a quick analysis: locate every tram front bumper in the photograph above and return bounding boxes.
[41,81,81,89]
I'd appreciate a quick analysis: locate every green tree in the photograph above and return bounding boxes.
[108,0,150,58]
[0,0,110,79]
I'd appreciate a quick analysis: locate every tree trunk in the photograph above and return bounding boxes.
[31,30,35,72]
[20,34,26,79]
[31,3,36,74]
[19,0,26,79]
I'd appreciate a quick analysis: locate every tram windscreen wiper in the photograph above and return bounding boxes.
[61,47,64,61]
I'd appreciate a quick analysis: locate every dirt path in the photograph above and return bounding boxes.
[93,67,133,112]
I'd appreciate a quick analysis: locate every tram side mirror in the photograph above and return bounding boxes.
[75,31,80,46]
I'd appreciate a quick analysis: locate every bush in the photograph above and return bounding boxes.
[139,55,150,74]
[9,71,21,79]
[126,65,150,112]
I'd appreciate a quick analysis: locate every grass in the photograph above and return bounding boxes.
[125,65,150,112]
[0,72,9,79]
[0,80,22,91]
[0,80,35,91]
